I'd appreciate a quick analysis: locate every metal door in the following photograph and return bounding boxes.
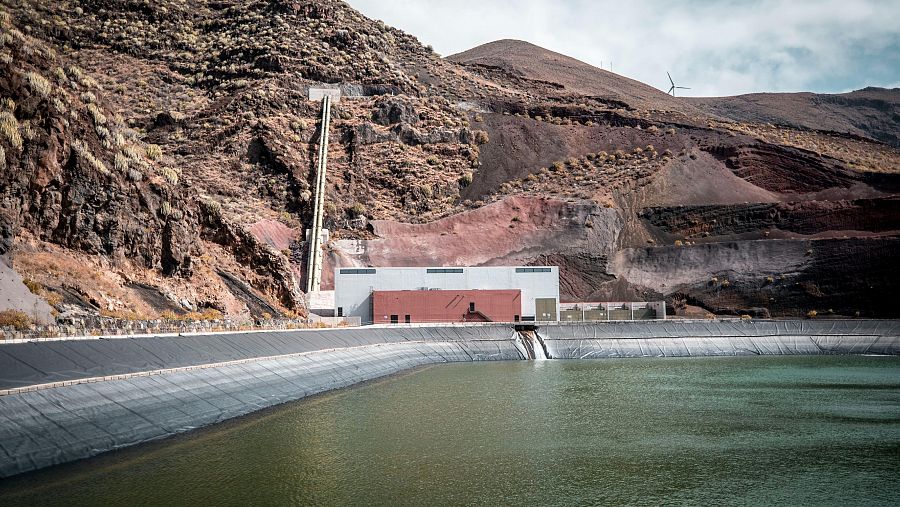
[535,298,557,321]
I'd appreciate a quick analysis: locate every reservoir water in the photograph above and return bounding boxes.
[1,356,898,506]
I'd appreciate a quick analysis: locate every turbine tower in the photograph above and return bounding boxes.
[667,71,691,97]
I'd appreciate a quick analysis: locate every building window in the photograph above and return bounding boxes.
[339,268,376,275]
[426,268,464,274]
[337,307,343,317]
[390,315,398,324]
[514,315,520,322]
[405,315,411,323]
[469,302,475,312]
[515,267,552,273]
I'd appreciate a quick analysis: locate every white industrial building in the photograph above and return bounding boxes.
[334,266,560,325]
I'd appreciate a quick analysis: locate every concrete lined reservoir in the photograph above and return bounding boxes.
[0,320,898,479]
[1,357,898,505]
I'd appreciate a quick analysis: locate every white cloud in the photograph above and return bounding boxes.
[346,0,900,96]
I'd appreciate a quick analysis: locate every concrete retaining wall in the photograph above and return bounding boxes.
[0,326,518,390]
[539,320,900,358]
[0,334,521,477]
[1,320,897,478]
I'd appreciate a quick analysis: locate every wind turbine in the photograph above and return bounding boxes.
[667,71,690,96]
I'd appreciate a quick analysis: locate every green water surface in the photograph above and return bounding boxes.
[1,356,898,506]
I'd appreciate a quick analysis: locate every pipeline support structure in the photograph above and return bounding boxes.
[306,95,331,293]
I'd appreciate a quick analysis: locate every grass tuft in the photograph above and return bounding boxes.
[114,151,128,172]
[73,139,109,175]
[122,144,142,161]
[24,71,52,98]
[0,111,22,150]
[162,167,179,185]
[146,144,162,160]
[86,103,106,125]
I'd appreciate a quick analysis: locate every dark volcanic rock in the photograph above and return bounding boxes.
[199,203,303,311]
[641,197,900,239]
[677,237,900,318]
[703,142,861,193]
[353,122,396,145]
[372,96,419,126]
[0,47,192,275]
[217,270,283,319]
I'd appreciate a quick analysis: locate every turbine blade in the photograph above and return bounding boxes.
[667,71,674,86]
[677,86,691,89]
[668,85,675,94]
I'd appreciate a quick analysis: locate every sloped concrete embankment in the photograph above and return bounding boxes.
[2,321,897,477]
[539,320,900,359]
[0,326,521,478]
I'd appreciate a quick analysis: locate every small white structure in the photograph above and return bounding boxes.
[334,266,560,325]
[308,87,342,103]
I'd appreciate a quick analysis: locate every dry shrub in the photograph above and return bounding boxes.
[146,144,162,160]
[73,139,110,175]
[24,71,51,98]
[0,111,22,150]
[114,152,128,172]
[86,103,106,125]
[122,144,142,161]
[349,202,366,217]
[44,291,63,307]
[161,308,222,322]
[100,309,144,320]
[0,310,32,330]
[162,167,178,185]
[23,278,41,294]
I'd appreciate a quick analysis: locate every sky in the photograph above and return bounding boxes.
[346,0,900,97]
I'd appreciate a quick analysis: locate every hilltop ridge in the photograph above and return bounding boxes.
[448,39,692,111]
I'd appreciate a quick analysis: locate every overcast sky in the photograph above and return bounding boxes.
[346,0,900,97]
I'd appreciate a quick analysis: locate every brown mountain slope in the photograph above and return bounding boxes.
[447,39,694,112]
[689,87,900,147]
[0,1,898,325]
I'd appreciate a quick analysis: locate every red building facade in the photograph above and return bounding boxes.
[372,289,522,324]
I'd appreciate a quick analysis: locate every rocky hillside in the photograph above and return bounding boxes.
[1,0,898,323]
[689,87,900,148]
